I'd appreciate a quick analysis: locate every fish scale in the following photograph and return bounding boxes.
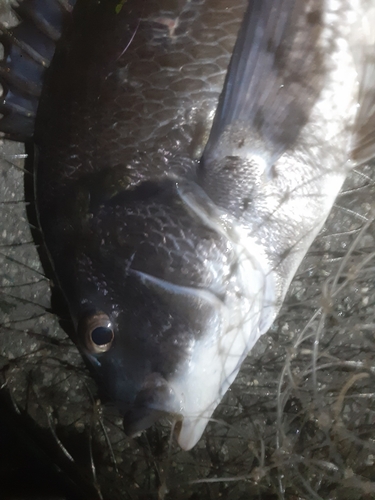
[37,0,247,184]
[0,0,375,453]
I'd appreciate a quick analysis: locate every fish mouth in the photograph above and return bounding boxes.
[174,412,216,451]
[122,372,182,436]
[121,371,214,452]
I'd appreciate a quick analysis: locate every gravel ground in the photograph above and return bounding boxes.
[0,2,375,499]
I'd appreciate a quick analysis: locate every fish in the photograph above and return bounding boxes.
[0,0,375,454]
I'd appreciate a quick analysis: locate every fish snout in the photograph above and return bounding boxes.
[122,372,182,436]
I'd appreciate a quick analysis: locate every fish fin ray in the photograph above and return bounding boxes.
[14,0,72,42]
[351,6,375,166]
[0,0,76,141]
[202,0,325,165]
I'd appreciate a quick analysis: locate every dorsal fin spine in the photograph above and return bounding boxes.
[0,0,76,141]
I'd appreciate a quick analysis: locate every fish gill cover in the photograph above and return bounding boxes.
[0,0,375,499]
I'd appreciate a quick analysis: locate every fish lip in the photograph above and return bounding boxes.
[174,414,213,451]
[122,372,182,436]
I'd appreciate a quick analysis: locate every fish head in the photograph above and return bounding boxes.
[60,179,275,450]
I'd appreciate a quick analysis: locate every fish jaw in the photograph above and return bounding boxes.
[170,286,268,451]
[173,266,275,449]
[121,372,183,435]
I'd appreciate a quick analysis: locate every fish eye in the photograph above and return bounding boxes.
[79,312,114,354]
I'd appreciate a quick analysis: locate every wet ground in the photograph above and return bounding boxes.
[0,2,375,499]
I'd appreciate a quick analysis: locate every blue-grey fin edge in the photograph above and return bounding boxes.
[0,0,77,141]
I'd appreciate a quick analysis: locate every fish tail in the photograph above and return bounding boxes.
[0,0,76,141]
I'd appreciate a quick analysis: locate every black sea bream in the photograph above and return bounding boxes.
[1,0,375,451]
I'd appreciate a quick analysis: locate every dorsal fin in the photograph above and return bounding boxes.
[350,6,375,166]
[0,0,76,141]
[201,0,323,168]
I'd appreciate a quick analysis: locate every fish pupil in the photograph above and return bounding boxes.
[91,326,113,346]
